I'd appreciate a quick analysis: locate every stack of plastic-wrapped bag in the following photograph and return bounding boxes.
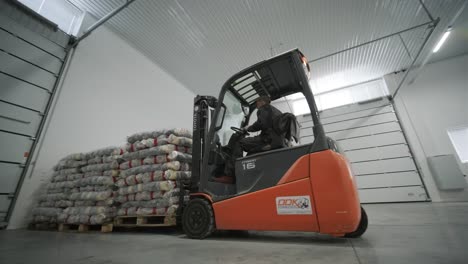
[32,153,87,224]
[54,147,125,225]
[115,129,192,217]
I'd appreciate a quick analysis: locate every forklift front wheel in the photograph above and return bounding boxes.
[182,198,215,239]
[344,206,368,238]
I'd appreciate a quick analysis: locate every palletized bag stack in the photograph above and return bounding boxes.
[56,147,125,225]
[115,129,192,218]
[32,153,87,224]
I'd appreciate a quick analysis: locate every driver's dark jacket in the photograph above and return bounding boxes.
[247,104,283,146]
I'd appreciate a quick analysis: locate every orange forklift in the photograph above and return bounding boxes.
[182,49,367,239]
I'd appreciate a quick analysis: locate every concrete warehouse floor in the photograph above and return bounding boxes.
[0,202,467,264]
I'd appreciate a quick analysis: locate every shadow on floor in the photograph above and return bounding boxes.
[206,230,353,247]
[112,226,181,235]
[114,227,354,246]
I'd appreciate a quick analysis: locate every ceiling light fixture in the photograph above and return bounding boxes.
[433,27,452,53]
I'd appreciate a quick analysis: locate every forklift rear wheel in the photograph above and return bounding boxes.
[182,198,215,239]
[344,206,368,238]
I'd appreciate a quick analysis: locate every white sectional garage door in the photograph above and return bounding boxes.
[298,98,429,203]
[0,1,70,225]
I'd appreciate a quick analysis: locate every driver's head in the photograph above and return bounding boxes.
[255,96,271,109]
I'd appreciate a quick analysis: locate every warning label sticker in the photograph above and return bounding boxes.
[276,196,313,215]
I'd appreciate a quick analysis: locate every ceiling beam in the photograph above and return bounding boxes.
[392,18,440,99]
[71,0,136,49]
[308,20,434,64]
[418,0,436,22]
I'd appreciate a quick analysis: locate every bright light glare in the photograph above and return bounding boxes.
[433,30,451,53]
[319,89,353,110]
[291,99,310,116]
[286,93,305,100]
[447,126,468,163]
[292,78,388,115]
[311,72,347,94]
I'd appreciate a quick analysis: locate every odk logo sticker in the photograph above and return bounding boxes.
[276,196,313,215]
[277,197,309,208]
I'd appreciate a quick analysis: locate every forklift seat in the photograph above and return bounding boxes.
[246,113,300,155]
[274,113,300,147]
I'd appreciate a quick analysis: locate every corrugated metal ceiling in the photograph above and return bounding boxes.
[68,0,465,96]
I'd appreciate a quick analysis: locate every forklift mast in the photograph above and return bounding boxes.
[191,95,218,192]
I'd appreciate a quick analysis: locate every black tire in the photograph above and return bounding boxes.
[182,198,215,239]
[345,206,368,238]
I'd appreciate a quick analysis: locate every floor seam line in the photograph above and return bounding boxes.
[348,238,363,264]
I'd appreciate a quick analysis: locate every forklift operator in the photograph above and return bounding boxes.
[240,96,284,153]
[213,95,284,184]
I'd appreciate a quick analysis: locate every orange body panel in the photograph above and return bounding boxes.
[276,155,310,184]
[213,178,319,231]
[309,150,361,235]
[210,150,361,235]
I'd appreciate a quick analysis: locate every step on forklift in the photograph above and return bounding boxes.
[182,49,368,239]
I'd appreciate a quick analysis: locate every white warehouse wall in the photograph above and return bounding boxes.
[385,54,468,202]
[8,24,195,229]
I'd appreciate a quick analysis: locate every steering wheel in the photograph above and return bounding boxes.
[231,126,248,135]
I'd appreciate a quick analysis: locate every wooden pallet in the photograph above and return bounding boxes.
[114,214,176,227]
[58,223,113,233]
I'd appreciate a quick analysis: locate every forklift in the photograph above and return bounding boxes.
[182,49,368,239]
